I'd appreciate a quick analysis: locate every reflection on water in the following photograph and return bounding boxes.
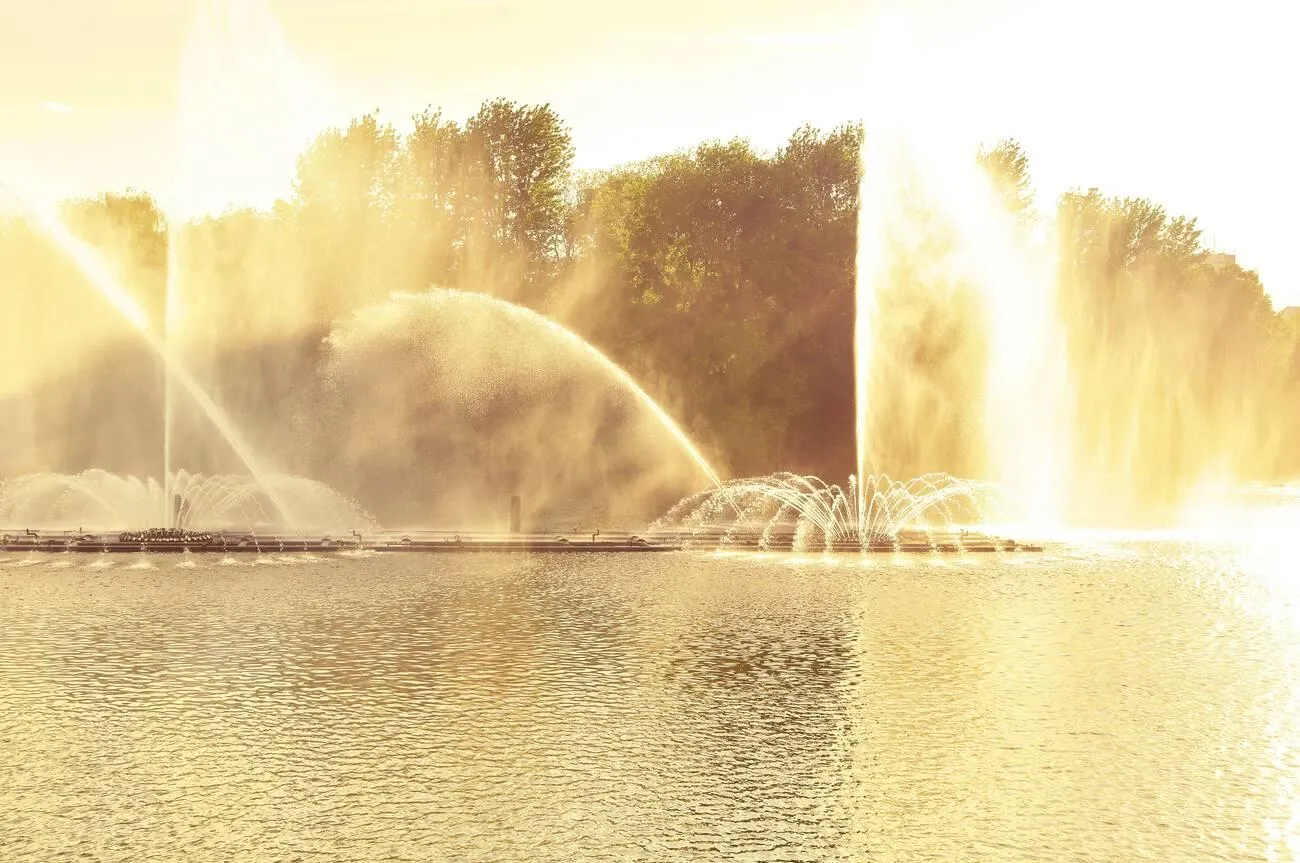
[2,544,1299,860]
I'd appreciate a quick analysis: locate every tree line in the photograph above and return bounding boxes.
[3,97,1298,522]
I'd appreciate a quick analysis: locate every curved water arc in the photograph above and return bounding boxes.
[397,289,725,491]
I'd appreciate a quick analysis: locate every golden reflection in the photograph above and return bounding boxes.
[838,534,1300,858]
[15,533,1300,863]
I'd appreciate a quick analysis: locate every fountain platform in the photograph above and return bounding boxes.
[0,529,679,554]
[0,528,1042,555]
[649,528,1044,553]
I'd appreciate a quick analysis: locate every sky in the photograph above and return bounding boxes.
[0,0,1295,305]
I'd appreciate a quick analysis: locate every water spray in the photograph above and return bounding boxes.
[0,175,296,527]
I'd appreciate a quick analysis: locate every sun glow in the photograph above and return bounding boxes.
[169,0,332,220]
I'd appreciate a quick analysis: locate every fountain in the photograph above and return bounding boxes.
[0,469,374,532]
[0,0,1049,555]
[0,179,294,526]
[0,185,724,546]
[163,0,331,527]
[305,288,723,532]
[323,289,721,486]
[648,472,1030,552]
[646,20,1059,553]
[0,223,719,546]
[0,0,351,538]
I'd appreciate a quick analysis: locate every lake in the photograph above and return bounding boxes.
[2,541,1297,861]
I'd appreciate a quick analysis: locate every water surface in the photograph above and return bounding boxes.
[2,543,1298,860]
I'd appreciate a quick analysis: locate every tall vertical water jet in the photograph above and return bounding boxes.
[172,0,326,218]
[896,137,1071,530]
[864,121,1070,528]
[855,13,916,536]
[158,0,331,527]
[854,12,1071,533]
[853,129,908,535]
[163,232,180,528]
[962,168,1071,530]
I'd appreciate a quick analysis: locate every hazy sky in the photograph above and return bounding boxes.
[1,0,1295,304]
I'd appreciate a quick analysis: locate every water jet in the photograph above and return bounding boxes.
[649,471,1038,552]
[0,178,294,526]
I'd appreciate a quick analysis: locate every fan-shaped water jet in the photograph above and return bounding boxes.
[0,469,373,532]
[651,471,1002,552]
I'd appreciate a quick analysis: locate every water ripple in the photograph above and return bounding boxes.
[0,545,1297,860]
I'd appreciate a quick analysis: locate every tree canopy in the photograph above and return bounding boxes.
[4,99,1297,525]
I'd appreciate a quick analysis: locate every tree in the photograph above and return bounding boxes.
[458,99,576,298]
[397,108,468,289]
[571,128,864,476]
[58,192,169,326]
[293,113,400,215]
[978,140,1034,217]
[12,100,1300,517]
[1055,189,1288,520]
[291,113,401,319]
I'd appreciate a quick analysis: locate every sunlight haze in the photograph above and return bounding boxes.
[1,0,1294,303]
[5,3,1300,859]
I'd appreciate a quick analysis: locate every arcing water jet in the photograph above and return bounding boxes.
[340,289,725,492]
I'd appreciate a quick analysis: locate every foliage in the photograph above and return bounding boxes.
[7,99,1300,506]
